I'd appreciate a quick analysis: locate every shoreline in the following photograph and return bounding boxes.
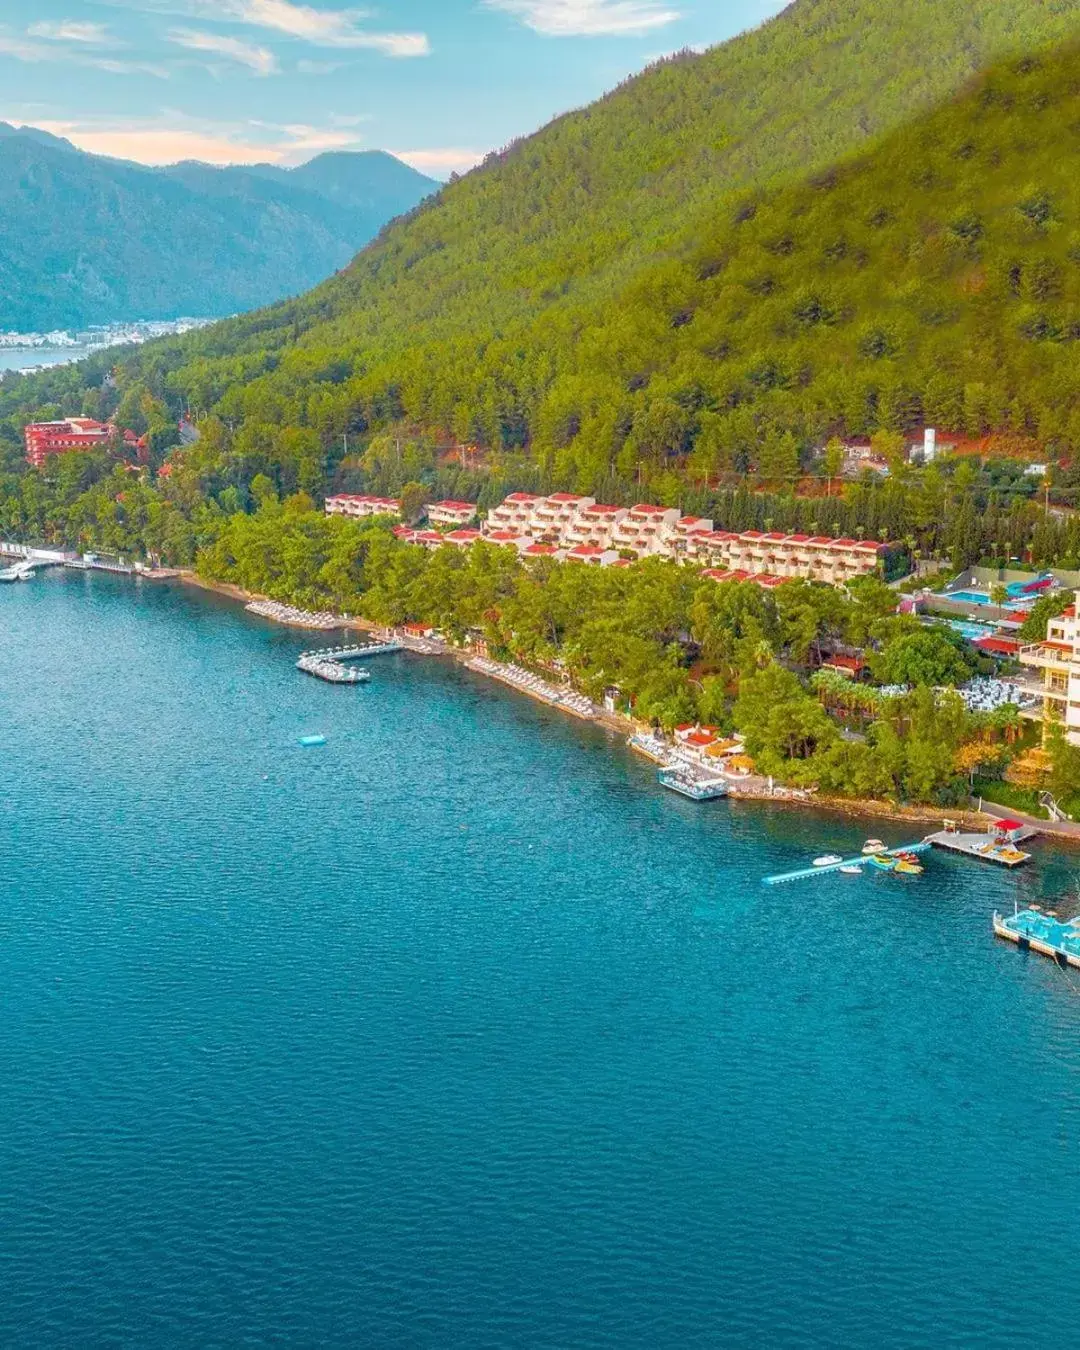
[176,571,1074,844]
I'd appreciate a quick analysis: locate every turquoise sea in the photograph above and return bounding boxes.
[2,570,1078,1347]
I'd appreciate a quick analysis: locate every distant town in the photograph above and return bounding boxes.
[0,317,217,355]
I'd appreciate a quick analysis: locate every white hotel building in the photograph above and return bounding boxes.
[1019,597,1080,745]
[478,493,886,582]
[325,494,401,519]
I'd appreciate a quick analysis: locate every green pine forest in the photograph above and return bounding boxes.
[6,1,1080,807]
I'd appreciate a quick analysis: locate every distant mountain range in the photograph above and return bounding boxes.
[0,125,437,330]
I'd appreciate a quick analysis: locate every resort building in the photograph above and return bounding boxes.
[24,418,140,468]
[427,500,477,527]
[1018,596,1080,743]
[325,494,401,519]
[564,503,628,550]
[610,504,681,556]
[465,491,890,584]
[485,493,545,532]
[566,545,620,566]
[442,528,483,548]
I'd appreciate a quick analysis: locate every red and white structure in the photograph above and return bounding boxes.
[477,492,887,580]
[24,418,139,469]
[325,494,401,519]
[427,500,477,527]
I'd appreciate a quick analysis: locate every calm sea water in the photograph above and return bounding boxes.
[2,571,1078,1348]
[0,346,95,373]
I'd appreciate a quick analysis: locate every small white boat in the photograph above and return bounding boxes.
[813,854,844,867]
[861,838,886,855]
[839,865,864,875]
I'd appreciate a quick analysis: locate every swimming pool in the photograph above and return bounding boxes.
[947,589,1034,611]
[947,619,997,640]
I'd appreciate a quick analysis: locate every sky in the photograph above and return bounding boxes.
[0,1,790,178]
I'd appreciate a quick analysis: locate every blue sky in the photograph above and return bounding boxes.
[0,1,790,176]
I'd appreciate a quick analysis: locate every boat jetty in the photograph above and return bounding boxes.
[296,639,402,683]
[764,842,931,886]
[993,906,1080,969]
[924,817,1034,867]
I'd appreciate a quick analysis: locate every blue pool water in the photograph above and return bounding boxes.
[947,618,996,640]
[948,589,1035,611]
[2,571,1079,1347]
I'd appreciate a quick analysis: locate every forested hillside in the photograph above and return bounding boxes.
[25,0,1074,476]
[0,132,435,329]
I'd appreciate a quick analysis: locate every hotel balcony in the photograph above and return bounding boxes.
[1019,642,1076,671]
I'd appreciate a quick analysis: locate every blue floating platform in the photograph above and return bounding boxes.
[763,842,930,886]
[298,734,327,747]
[994,907,1080,969]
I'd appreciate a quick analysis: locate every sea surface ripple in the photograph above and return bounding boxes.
[1,571,1078,1347]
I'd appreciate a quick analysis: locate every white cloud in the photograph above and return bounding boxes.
[394,147,486,179]
[484,0,679,36]
[91,57,172,76]
[169,27,279,74]
[27,20,115,45]
[29,115,367,166]
[0,29,168,75]
[222,0,429,55]
[0,34,51,62]
[100,0,430,57]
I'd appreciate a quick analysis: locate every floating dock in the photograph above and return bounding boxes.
[994,908,1080,969]
[658,767,728,801]
[297,655,371,683]
[764,842,930,886]
[295,640,400,684]
[925,826,1034,867]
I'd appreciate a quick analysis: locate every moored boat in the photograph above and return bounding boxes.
[839,865,864,876]
[813,854,844,867]
[862,838,886,855]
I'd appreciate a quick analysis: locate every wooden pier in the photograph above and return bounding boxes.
[764,842,930,886]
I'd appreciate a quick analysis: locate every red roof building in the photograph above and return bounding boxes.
[24,418,137,469]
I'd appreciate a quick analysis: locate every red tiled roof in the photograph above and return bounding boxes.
[524,543,558,555]
[631,503,669,515]
[431,499,475,511]
[547,493,587,503]
[686,732,716,747]
[974,636,1022,656]
[823,654,866,673]
[785,534,810,543]
[505,492,541,503]
[583,503,624,515]
[740,530,765,541]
